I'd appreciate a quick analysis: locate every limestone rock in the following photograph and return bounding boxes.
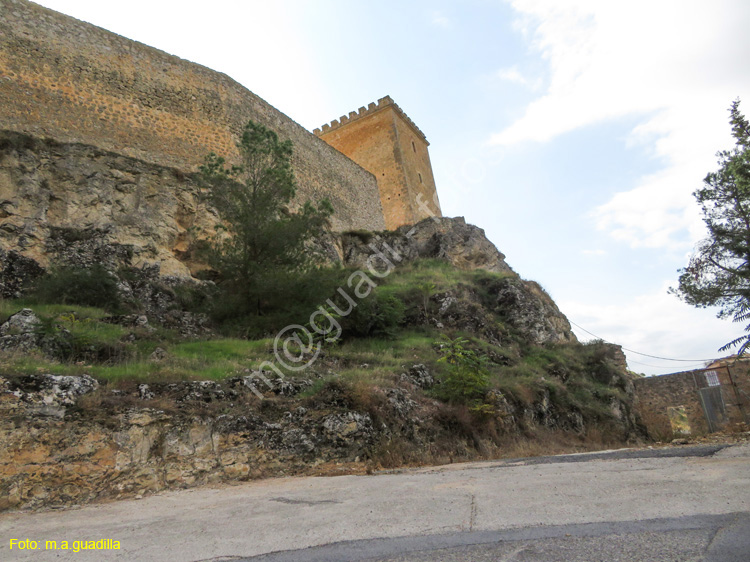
[0,308,42,353]
[434,289,504,345]
[229,372,314,397]
[400,364,435,389]
[138,384,155,400]
[0,249,45,299]
[489,278,576,344]
[341,217,513,274]
[5,373,99,408]
[0,308,41,335]
[149,347,168,362]
[385,388,417,418]
[321,412,374,447]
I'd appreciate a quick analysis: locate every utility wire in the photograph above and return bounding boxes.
[568,320,717,363]
[625,358,709,370]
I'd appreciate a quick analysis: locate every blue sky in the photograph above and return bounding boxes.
[34,0,750,374]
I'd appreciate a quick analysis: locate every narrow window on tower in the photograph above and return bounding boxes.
[412,140,416,153]
[418,172,423,184]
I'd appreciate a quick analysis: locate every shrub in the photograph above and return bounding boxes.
[172,282,215,313]
[343,230,375,244]
[210,267,348,338]
[32,265,122,312]
[341,292,405,339]
[434,337,490,405]
[33,313,131,363]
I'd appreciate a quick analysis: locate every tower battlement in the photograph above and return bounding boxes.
[314,96,428,145]
[315,96,441,230]
[0,0,441,234]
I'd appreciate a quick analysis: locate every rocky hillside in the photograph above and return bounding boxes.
[0,130,644,512]
[0,252,642,512]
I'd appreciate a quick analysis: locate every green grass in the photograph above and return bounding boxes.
[327,329,438,369]
[0,300,110,323]
[0,353,79,376]
[0,299,276,382]
[85,338,275,382]
[0,261,632,433]
[377,259,470,292]
[65,318,127,343]
[171,338,272,361]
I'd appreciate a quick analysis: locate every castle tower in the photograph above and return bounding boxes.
[314,96,442,230]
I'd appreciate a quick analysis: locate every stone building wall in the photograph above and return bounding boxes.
[392,105,441,223]
[634,370,710,438]
[0,0,385,232]
[315,96,442,230]
[634,364,750,439]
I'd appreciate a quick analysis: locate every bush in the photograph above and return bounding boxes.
[172,282,215,313]
[340,292,405,339]
[434,337,490,405]
[32,265,122,312]
[33,314,131,363]
[209,267,348,338]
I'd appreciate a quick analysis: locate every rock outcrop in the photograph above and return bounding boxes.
[0,366,641,511]
[0,131,216,279]
[341,216,513,274]
[0,134,576,345]
[490,278,577,344]
[0,131,605,514]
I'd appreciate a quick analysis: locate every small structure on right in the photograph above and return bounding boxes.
[315,96,442,230]
[634,357,750,439]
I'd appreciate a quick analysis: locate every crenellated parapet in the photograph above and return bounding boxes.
[314,96,428,144]
[313,95,441,230]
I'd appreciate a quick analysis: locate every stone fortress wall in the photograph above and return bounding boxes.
[315,96,442,230]
[0,0,385,232]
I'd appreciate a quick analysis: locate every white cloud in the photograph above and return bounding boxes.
[431,12,451,28]
[497,66,528,86]
[591,164,704,250]
[495,66,544,92]
[494,0,750,248]
[561,281,738,375]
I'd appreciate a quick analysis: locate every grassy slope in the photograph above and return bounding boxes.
[0,261,631,437]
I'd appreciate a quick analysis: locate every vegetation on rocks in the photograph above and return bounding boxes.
[199,121,335,336]
[0,123,644,511]
[0,247,644,511]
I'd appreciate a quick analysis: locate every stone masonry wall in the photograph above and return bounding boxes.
[315,96,442,230]
[316,102,409,229]
[392,106,441,223]
[634,370,710,438]
[634,365,750,439]
[0,0,384,232]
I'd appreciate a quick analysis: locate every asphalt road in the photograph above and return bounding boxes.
[1,444,748,561]
[243,513,750,561]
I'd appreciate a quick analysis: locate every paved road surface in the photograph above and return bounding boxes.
[1,444,748,561]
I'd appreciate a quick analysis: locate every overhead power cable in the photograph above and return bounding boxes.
[568,320,717,363]
[625,358,709,370]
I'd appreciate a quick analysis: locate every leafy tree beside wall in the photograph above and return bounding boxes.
[200,121,334,334]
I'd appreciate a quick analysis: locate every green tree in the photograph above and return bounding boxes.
[200,120,333,326]
[672,99,750,353]
[435,337,490,404]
